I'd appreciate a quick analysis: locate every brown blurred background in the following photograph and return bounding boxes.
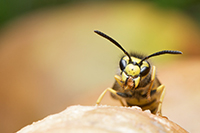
[0,1,200,133]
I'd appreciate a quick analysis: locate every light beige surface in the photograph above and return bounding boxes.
[17,105,188,133]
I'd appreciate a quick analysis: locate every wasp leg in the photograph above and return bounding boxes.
[96,88,125,106]
[147,66,156,101]
[155,84,165,116]
[114,75,123,88]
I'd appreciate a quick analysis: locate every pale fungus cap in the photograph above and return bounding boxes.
[17,105,188,133]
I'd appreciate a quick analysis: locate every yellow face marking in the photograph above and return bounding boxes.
[124,64,140,76]
[122,56,149,78]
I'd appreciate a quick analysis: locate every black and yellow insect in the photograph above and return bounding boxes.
[94,30,182,116]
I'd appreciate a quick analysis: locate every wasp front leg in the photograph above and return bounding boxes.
[147,66,156,101]
[96,88,125,106]
[155,84,165,116]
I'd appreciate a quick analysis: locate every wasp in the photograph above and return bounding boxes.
[94,30,182,116]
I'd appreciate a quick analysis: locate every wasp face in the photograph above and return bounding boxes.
[117,55,150,91]
[94,30,182,93]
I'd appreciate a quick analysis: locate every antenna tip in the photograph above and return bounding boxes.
[94,30,100,34]
[94,30,104,36]
[174,51,183,54]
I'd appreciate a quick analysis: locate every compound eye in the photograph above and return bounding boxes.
[140,66,150,77]
[119,58,127,71]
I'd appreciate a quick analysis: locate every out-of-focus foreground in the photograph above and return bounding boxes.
[17,105,188,133]
[0,1,199,133]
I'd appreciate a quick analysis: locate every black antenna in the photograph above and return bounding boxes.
[138,50,183,66]
[94,30,132,63]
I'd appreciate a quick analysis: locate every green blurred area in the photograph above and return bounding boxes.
[0,0,200,28]
[0,0,71,28]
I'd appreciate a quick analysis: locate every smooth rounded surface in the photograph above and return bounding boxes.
[17,105,188,133]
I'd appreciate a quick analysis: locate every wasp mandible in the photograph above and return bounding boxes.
[94,30,182,116]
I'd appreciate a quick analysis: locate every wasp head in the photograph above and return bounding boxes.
[94,30,182,92]
[116,55,150,91]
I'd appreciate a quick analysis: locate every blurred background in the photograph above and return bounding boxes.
[0,0,200,132]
